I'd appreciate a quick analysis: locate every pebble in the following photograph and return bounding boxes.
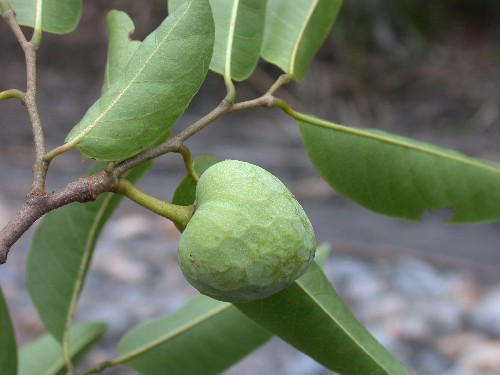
[469,288,500,338]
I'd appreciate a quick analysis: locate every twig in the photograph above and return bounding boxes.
[115,178,195,229]
[0,89,25,102]
[0,91,279,263]
[177,145,198,182]
[1,3,48,193]
[0,170,119,263]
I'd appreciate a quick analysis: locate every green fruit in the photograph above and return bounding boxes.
[178,160,316,303]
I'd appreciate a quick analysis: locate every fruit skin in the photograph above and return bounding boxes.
[178,160,316,303]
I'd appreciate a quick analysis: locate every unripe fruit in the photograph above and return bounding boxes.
[178,160,316,303]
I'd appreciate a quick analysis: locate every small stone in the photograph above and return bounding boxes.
[459,341,500,374]
[390,257,450,297]
[469,288,500,337]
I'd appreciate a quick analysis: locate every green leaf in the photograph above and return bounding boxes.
[65,0,215,161]
[8,0,81,34]
[235,262,410,375]
[116,296,271,374]
[261,0,342,81]
[172,155,221,206]
[18,323,106,375]
[298,119,500,223]
[0,286,17,375]
[101,10,141,95]
[170,0,265,81]
[312,242,330,267]
[171,155,220,231]
[168,0,185,12]
[209,0,266,81]
[27,163,150,342]
[115,246,330,374]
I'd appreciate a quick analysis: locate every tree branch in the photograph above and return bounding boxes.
[0,92,280,263]
[2,2,48,193]
[0,170,119,263]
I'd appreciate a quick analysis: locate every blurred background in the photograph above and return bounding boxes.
[1,0,500,374]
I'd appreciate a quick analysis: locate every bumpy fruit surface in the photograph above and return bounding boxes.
[178,160,316,303]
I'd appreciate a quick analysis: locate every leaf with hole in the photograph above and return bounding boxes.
[261,0,342,81]
[18,323,106,375]
[7,0,82,34]
[65,0,214,161]
[298,119,500,222]
[27,163,150,342]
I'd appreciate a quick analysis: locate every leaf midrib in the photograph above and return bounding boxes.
[294,279,402,374]
[289,0,319,76]
[224,0,240,78]
[117,302,231,363]
[62,193,115,346]
[299,117,500,175]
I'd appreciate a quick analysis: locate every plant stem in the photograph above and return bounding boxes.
[0,0,11,13]
[113,99,232,175]
[0,76,284,262]
[266,73,293,95]
[0,89,25,102]
[43,143,73,162]
[116,178,195,229]
[2,3,48,193]
[177,145,198,182]
[31,0,43,47]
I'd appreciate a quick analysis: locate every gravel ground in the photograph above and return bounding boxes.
[2,199,500,375]
[1,2,500,374]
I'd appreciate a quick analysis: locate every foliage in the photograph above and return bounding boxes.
[0,0,498,374]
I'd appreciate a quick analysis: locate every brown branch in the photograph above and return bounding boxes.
[113,95,274,175]
[0,170,120,264]
[0,93,279,264]
[2,3,48,193]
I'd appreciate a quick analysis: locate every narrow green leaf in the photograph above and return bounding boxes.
[117,296,271,375]
[236,262,410,375]
[18,323,106,375]
[8,0,81,34]
[65,0,215,161]
[261,0,342,81]
[298,119,500,223]
[0,286,17,375]
[27,163,150,342]
[170,0,265,81]
[101,10,141,95]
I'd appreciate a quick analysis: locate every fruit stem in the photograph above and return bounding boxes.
[116,178,194,229]
[177,145,198,183]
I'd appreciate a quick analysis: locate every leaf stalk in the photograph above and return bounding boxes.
[0,89,25,102]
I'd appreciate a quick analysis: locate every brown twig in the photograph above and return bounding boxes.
[1,3,48,194]
[0,170,119,263]
[0,84,288,263]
